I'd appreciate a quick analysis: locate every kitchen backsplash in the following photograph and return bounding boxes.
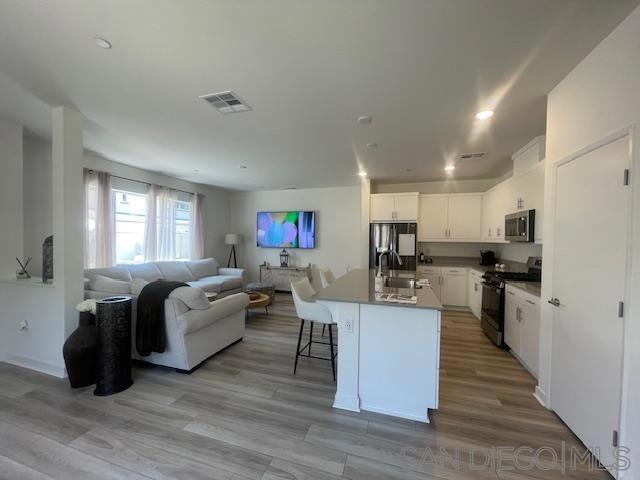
[417,242,542,264]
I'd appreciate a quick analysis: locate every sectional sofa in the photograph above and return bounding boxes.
[83,258,247,371]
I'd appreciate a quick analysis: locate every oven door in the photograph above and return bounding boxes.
[481,282,504,346]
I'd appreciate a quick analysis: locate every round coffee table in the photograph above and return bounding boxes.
[246,292,271,320]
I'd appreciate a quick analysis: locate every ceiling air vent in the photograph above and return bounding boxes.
[200,91,252,114]
[458,152,486,160]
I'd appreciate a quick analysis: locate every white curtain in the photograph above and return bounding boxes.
[157,187,178,261]
[143,184,158,262]
[190,193,205,260]
[83,169,115,268]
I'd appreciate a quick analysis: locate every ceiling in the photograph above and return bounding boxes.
[0,0,637,191]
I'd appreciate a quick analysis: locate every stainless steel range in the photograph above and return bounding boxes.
[480,257,542,347]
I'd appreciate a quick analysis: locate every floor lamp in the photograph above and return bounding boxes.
[225,234,242,268]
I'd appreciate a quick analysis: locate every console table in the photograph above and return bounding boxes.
[259,263,312,292]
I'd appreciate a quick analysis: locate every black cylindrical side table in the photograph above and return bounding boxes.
[94,296,133,396]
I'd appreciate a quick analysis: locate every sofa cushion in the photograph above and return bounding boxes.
[90,274,131,294]
[169,286,210,310]
[156,261,195,282]
[122,263,163,282]
[186,258,219,279]
[177,293,250,335]
[131,278,149,296]
[188,275,243,293]
[84,267,132,285]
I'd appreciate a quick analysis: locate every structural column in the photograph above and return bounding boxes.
[51,106,84,338]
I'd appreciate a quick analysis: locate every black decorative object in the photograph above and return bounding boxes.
[42,235,53,283]
[63,311,98,388]
[94,296,133,396]
[15,256,32,280]
[280,249,289,267]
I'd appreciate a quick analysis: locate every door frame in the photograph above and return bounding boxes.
[542,125,635,477]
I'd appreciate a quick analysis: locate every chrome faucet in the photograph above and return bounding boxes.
[376,248,403,277]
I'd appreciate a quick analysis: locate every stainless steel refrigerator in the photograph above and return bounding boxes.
[369,223,417,271]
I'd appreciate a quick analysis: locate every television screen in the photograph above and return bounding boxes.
[257,211,315,248]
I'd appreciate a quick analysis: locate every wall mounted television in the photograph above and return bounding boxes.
[257,211,315,248]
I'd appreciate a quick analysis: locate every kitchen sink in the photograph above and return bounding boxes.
[384,277,422,289]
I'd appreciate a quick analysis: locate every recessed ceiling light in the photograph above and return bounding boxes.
[357,115,372,125]
[239,165,248,169]
[94,36,112,49]
[366,143,378,149]
[358,171,368,177]
[444,165,456,172]
[475,110,494,120]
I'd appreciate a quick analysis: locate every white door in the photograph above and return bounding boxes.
[418,196,448,240]
[370,195,395,222]
[448,195,482,239]
[394,195,418,221]
[550,134,629,476]
[441,273,467,306]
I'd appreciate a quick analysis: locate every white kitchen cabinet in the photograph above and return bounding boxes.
[440,268,467,307]
[504,285,540,377]
[370,193,418,222]
[417,266,442,300]
[448,195,482,239]
[467,269,483,320]
[418,196,448,240]
[418,194,482,241]
[370,195,395,222]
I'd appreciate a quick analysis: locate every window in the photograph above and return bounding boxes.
[113,188,193,263]
[175,200,192,261]
[114,190,147,264]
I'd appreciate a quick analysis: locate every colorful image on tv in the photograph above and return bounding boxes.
[257,211,315,248]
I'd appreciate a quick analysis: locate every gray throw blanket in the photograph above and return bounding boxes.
[136,280,187,356]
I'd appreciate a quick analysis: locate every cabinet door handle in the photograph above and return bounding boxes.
[507,291,515,296]
[474,283,478,292]
[526,299,536,305]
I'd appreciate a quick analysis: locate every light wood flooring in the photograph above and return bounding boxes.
[0,295,612,479]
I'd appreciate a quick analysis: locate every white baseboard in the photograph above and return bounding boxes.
[4,354,67,378]
[360,401,430,423]
[533,385,549,409]
[333,393,361,412]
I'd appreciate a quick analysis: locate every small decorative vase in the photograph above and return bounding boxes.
[63,311,98,388]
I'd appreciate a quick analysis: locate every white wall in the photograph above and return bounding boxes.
[229,186,362,290]
[22,137,232,268]
[22,135,52,277]
[372,178,500,195]
[0,119,23,278]
[541,6,640,478]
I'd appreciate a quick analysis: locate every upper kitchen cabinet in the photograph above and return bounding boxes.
[370,193,419,222]
[418,194,482,241]
[481,136,545,243]
[418,195,449,240]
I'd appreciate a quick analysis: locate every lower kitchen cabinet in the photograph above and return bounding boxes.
[504,284,540,377]
[417,266,467,307]
[441,269,467,306]
[468,269,483,320]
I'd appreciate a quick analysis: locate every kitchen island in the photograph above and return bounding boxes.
[315,269,442,423]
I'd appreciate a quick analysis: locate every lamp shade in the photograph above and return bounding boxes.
[225,233,242,245]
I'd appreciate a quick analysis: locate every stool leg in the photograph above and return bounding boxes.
[309,322,313,356]
[328,324,336,382]
[293,320,305,375]
[322,324,326,336]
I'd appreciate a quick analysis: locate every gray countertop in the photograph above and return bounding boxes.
[315,269,443,311]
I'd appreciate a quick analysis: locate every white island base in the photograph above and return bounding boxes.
[317,300,441,423]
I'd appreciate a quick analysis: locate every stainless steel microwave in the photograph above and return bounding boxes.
[505,210,535,242]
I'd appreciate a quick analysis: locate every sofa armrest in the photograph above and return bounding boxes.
[177,293,250,335]
[218,268,245,279]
